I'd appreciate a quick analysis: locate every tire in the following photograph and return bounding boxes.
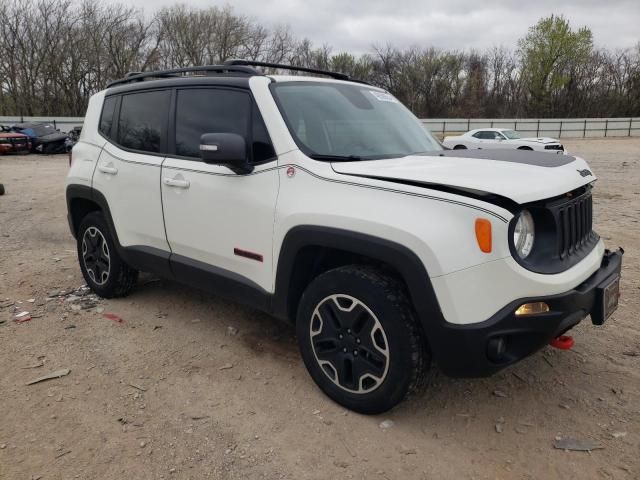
[296,265,429,414]
[518,146,533,151]
[76,211,138,298]
[0,184,4,196]
[453,145,467,149]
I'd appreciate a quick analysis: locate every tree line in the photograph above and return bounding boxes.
[0,0,638,119]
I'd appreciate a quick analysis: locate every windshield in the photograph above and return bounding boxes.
[271,82,443,160]
[501,130,522,140]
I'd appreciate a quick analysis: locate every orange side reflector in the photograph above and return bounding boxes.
[475,218,492,253]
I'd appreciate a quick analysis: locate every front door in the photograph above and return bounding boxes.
[161,87,279,296]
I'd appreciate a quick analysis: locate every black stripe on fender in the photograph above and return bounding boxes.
[234,248,264,262]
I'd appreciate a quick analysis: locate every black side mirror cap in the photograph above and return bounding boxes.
[199,133,253,174]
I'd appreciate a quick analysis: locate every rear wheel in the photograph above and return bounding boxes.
[296,265,429,414]
[77,212,138,298]
[453,144,467,150]
[518,146,533,150]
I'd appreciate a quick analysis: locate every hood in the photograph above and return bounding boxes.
[330,149,595,205]
[519,137,560,144]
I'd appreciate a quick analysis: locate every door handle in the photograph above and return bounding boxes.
[163,177,190,189]
[98,165,118,175]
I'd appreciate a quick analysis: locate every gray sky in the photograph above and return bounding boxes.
[131,0,639,53]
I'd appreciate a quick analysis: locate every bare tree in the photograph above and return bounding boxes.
[0,2,638,119]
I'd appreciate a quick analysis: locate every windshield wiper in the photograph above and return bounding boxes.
[308,153,362,162]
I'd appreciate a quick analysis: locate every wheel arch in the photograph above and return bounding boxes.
[272,226,445,336]
[67,184,173,280]
[66,185,112,239]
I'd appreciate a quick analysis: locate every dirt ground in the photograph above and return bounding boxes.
[0,138,638,480]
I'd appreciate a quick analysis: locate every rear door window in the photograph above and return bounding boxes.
[117,90,170,154]
[473,131,497,140]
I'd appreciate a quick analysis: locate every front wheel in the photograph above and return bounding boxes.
[296,266,429,414]
[453,144,467,150]
[77,212,138,298]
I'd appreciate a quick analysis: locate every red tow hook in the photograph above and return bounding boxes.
[550,335,574,350]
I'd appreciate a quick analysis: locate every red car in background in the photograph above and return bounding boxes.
[0,131,31,154]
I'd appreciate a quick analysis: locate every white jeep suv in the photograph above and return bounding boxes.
[66,60,623,414]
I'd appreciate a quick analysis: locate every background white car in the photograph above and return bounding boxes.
[443,128,566,153]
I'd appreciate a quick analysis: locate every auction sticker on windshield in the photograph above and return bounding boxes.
[369,91,399,103]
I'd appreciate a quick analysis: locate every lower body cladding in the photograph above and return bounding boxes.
[427,249,623,377]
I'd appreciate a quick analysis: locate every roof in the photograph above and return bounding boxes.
[267,75,384,89]
[469,127,514,133]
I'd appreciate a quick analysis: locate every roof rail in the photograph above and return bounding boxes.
[106,65,261,88]
[223,59,351,81]
[106,60,366,89]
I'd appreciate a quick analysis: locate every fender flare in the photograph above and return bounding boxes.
[66,184,110,238]
[272,225,446,332]
[66,184,172,278]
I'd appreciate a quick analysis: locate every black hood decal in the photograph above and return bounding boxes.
[344,173,519,212]
[434,149,575,167]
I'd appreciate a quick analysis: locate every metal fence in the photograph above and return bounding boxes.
[0,116,84,132]
[421,117,640,138]
[1,116,639,139]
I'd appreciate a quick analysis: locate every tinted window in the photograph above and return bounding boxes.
[252,107,275,162]
[99,96,117,138]
[175,89,250,159]
[474,131,499,139]
[118,90,169,153]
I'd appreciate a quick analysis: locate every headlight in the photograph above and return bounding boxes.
[513,210,535,259]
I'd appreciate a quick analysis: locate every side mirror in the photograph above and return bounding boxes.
[199,133,253,174]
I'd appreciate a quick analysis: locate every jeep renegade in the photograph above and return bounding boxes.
[66,60,623,414]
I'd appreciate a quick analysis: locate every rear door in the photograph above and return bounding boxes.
[93,90,171,254]
[161,87,279,294]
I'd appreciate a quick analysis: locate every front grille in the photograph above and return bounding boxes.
[555,191,594,259]
[514,186,598,274]
[545,144,564,151]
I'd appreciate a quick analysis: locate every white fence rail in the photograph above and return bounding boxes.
[421,117,640,138]
[1,116,639,139]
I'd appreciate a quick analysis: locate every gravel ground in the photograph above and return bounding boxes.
[0,138,638,480]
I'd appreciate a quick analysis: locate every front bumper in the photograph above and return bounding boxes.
[431,248,623,377]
